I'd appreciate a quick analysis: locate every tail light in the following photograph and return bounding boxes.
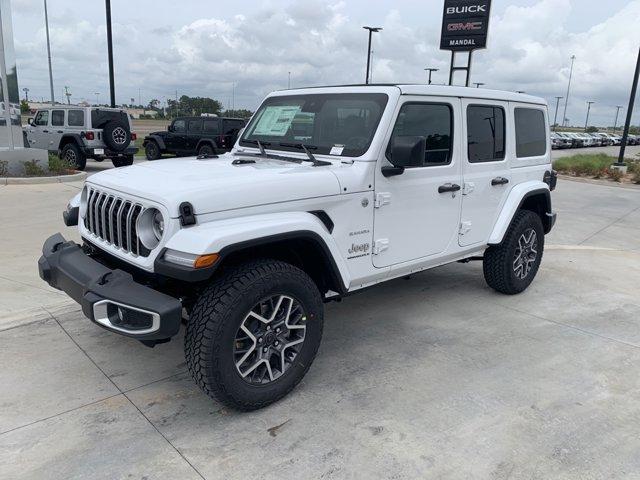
[84,131,95,140]
[131,133,137,141]
[219,134,225,146]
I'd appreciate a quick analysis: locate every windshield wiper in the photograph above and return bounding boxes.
[243,139,271,156]
[278,142,331,166]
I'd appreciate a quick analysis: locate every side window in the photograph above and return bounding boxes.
[223,119,245,135]
[51,110,65,126]
[188,119,202,133]
[467,105,505,163]
[34,110,49,126]
[67,110,84,127]
[386,103,453,166]
[172,119,186,133]
[515,108,547,157]
[203,119,220,134]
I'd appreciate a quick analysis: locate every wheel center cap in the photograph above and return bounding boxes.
[264,331,276,346]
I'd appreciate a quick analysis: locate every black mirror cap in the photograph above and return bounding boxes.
[167,125,174,132]
[27,117,34,125]
[390,136,426,168]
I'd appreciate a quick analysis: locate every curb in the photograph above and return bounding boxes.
[1,170,87,185]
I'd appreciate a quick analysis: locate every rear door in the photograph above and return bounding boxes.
[372,96,463,268]
[459,99,512,247]
[186,118,203,152]
[203,118,221,148]
[49,109,66,150]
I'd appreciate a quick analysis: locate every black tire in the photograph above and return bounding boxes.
[197,143,216,157]
[185,259,324,411]
[483,210,544,295]
[145,141,161,160]
[60,143,86,171]
[103,120,131,152]
[111,155,134,168]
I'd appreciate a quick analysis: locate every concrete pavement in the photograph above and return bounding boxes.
[1,178,640,479]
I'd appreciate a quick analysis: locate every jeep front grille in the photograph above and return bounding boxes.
[83,187,148,257]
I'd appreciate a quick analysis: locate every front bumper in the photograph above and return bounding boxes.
[38,233,182,340]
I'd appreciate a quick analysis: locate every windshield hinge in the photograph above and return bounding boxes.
[459,221,472,236]
[372,239,389,255]
[374,192,391,209]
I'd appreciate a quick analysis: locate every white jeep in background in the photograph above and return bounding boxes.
[39,85,557,411]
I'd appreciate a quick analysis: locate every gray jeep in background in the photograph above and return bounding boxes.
[25,106,138,170]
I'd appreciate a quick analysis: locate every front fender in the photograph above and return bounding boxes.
[488,181,551,245]
[144,135,166,150]
[162,211,351,289]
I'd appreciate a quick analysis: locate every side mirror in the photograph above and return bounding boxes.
[27,118,33,126]
[168,125,174,132]
[389,135,426,168]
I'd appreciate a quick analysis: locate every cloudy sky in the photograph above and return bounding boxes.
[11,0,640,126]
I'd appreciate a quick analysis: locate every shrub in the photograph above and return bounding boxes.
[553,153,612,177]
[48,153,73,174]
[628,161,640,184]
[0,160,7,177]
[23,159,45,177]
[607,168,624,183]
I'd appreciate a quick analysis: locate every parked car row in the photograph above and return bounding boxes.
[550,131,640,149]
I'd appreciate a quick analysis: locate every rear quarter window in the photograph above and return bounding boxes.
[68,110,84,127]
[515,108,547,157]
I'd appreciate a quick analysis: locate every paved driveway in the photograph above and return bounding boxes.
[1,179,639,479]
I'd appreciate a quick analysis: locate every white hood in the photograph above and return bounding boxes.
[87,154,342,217]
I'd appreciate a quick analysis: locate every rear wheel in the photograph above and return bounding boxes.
[185,259,324,411]
[112,155,134,167]
[60,143,86,171]
[197,143,215,157]
[483,210,544,295]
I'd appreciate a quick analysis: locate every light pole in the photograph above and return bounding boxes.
[613,105,623,133]
[425,68,439,85]
[584,101,594,131]
[553,96,563,131]
[363,26,382,84]
[44,0,55,104]
[288,71,291,89]
[562,55,576,129]
[474,82,485,88]
[105,0,116,107]
[22,87,29,102]
[616,47,640,167]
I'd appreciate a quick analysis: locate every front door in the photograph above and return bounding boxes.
[373,97,463,268]
[459,99,512,247]
[49,109,66,151]
[165,119,187,152]
[186,118,203,152]
[26,110,50,150]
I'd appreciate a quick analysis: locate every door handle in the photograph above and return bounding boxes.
[491,177,509,186]
[57,130,63,134]
[438,183,461,194]
[42,129,49,133]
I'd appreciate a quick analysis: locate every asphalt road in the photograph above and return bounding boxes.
[1,178,639,479]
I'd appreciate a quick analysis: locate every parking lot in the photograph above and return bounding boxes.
[1,174,639,479]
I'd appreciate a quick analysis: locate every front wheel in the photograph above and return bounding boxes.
[483,210,544,295]
[60,143,86,171]
[185,259,324,411]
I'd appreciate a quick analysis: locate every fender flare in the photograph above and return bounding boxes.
[195,139,217,152]
[488,181,551,245]
[157,211,350,292]
[143,135,166,150]
[58,133,84,152]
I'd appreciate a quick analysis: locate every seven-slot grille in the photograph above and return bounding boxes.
[83,187,148,257]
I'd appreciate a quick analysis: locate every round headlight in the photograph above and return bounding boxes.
[137,208,164,250]
[152,210,164,240]
[79,186,88,218]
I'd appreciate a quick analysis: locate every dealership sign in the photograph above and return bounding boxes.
[440,0,492,51]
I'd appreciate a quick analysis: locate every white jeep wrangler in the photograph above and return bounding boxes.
[39,85,557,411]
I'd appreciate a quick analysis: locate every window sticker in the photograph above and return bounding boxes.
[252,106,302,137]
[330,145,345,155]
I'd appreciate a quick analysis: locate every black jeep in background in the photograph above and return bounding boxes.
[142,116,246,160]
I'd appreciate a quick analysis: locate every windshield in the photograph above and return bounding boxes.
[239,93,389,157]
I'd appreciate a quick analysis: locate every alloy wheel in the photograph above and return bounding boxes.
[112,127,127,145]
[233,294,307,385]
[513,228,538,280]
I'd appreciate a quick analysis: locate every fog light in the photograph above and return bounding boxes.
[108,304,153,331]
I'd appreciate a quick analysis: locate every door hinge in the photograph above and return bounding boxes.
[374,192,391,209]
[462,182,475,195]
[372,239,389,255]
[459,221,472,235]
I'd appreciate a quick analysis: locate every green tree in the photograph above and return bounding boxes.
[167,95,223,118]
[586,126,598,133]
[223,109,253,119]
[20,99,30,114]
